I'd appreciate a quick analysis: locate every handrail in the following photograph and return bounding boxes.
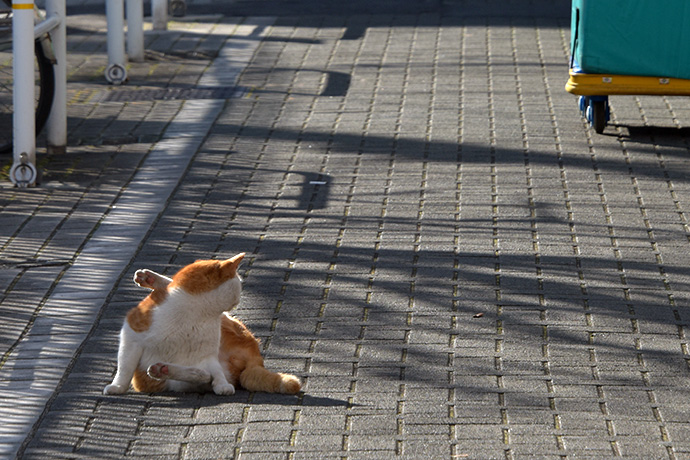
[34,13,59,38]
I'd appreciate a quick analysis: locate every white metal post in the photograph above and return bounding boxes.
[152,0,167,30]
[105,0,127,83]
[125,0,144,62]
[45,0,66,154]
[11,0,37,186]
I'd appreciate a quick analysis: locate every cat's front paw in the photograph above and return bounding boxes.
[104,383,128,395]
[134,269,157,289]
[213,383,235,395]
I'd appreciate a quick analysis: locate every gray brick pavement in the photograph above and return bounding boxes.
[2,0,690,459]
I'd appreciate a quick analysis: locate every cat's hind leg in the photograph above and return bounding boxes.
[147,362,212,384]
[134,269,172,291]
[157,359,235,395]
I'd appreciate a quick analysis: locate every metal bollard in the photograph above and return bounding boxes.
[105,0,127,84]
[45,0,66,154]
[151,0,167,30]
[126,0,144,62]
[10,0,67,186]
[11,0,37,186]
[105,0,147,81]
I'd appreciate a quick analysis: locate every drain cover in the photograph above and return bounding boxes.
[102,86,247,102]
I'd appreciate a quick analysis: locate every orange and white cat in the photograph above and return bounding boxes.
[104,253,301,396]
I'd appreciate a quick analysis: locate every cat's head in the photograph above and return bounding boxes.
[169,253,245,313]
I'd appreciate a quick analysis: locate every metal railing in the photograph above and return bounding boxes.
[10,0,66,187]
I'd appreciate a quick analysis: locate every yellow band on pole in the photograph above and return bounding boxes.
[12,3,34,8]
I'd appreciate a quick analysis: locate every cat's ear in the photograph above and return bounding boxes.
[220,253,245,277]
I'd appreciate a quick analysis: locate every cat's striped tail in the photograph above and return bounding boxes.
[239,360,301,394]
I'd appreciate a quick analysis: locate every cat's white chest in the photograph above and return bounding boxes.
[141,291,223,366]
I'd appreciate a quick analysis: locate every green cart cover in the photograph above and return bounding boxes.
[571,0,690,79]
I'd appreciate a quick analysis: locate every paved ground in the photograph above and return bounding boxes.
[2,0,690,458]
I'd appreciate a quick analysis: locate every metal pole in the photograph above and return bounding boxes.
[11,0,37,186]
[105,0,127,84]
[125,0,144,62]
[45,0,66,154]
[151,0,167,31]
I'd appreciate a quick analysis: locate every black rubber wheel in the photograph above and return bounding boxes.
[0,40,55,154]
[591,99,607,134]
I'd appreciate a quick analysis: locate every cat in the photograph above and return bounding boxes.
[103,253,301,396]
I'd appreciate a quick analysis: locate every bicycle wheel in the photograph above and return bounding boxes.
[0,37,55,154]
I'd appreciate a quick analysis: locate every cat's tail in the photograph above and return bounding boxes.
[239,359,301,395]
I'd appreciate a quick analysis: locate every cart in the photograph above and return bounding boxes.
[565,0,690,133]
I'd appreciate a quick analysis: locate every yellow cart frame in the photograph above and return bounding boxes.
[566,70,690,133]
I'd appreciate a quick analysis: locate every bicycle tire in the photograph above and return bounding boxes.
[34,40,54,142]
[0,39,55,154]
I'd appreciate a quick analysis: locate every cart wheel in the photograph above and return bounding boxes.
[590,100,607,134]
[578,96,587,116]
